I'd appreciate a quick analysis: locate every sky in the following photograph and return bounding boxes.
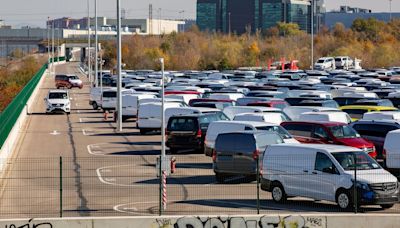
[1,0,399,28]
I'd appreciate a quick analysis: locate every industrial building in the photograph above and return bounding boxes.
[196,0,325,34]
[47,17,185,35]
[324,6,400,29]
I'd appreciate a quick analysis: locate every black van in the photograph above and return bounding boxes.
[166,112,229,154]
[213,132,283,183]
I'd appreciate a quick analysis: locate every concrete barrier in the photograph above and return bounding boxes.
[0,214,399,228]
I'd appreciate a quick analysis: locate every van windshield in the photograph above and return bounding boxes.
[329,125,360,138]
[255,126,293,139]
[332,152,380,170]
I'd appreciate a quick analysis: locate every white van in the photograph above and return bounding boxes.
[102,88,133,111]
[89,87,112,110]
[223,106,285,120]
[165,94,200,105]
[299,111,352,124]
[314,57,335,70]
[233,112,289,124]
[137,102,184,134]
[118,93,157,121]
[363,112,400,121]
[262,144,399,210]
[204,121,299,156]
[384,130,400,173]
[283,106,340,121]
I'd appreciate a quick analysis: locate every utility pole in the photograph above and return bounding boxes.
[57,25,60,59]
[228,12,231,35]
[52,20,55,76]
[116,0,123,131]
[149,4,153,35]
[87,0,92,87]
[390,0,393,21]
[158,8,162,35]
[160,58,165,158]
[311,0,314,70]
[95,0,99,87]
[47,17,50,69]
[99,43,103,96]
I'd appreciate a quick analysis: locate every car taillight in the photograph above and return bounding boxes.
[253,149,260,160]
[212,150,216,162]
[165,129,169,136]
[196,129,202,138]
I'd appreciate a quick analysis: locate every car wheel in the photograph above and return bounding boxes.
[215,172,226,183]
[92,102,99,110]
[271,182,287,203]
[139,129,147,135]
[380,204,394,209]
[66,112,70,115]
[336,190,352,210]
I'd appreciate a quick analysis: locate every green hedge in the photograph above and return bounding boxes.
[0,57,65,149]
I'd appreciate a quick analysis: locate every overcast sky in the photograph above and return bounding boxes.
[1,0,399,28]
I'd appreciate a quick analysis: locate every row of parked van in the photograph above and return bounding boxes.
[89,67,400,210]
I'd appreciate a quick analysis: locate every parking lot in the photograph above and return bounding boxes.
[1,62,400,218]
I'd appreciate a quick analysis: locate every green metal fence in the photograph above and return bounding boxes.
[0,57,65,150]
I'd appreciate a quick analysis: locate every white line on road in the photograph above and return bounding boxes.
[96,165,152,187]
[113,201,159,215]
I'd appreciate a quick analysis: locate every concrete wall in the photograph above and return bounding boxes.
[0,214,399,228]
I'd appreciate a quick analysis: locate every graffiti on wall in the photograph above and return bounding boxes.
[151,215,326,228]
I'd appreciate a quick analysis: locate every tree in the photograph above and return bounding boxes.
[276,22,302,36]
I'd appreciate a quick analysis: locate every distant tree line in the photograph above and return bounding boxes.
[100,18,400,71]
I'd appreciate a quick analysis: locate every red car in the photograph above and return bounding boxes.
[281,121,377,158]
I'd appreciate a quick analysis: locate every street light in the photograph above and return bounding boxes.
[311,0,315,70]
[390,0,393,21]
[94,0,99,87]
[87,0,92,86]
[116,0,123,132]
[160,58,166,159]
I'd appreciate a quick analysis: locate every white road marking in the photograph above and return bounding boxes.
[50,130,60,136]
[113,201,159,215]
[96,165,154,187]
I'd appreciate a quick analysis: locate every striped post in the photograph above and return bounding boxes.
[162,170,167,210]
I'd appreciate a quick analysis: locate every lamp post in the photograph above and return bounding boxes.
[390,0,393,21]
[52,20,55,76]
[116,0,123,132]
[94,0,99,87]
[87,0,92,86]
[47,17,50,69]
[160,58,165,159]
[311,0,314,70]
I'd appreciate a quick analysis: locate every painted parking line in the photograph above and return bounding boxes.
[113,201,159,215]
[96,165,153,187]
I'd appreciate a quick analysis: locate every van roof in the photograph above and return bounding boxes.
[268,144,360,153]
[211,120,279,126]
[282,120,345,127]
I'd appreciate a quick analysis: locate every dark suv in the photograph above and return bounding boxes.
[350,120,400,161]
[166,113,229,153]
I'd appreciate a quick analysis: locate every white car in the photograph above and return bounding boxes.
[67,75,83,88]
[314,57,335,70]
[45,90,71,114]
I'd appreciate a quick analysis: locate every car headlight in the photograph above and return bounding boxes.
[356,181,370,191]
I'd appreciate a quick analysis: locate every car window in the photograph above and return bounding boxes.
[216,134,255,153]
[168,118,197,131]
[313,126,329,139]
[332,152,380,170]
[48,92,68,99]
[315,152,337,173]
[282,124,312,137]
[103,91,117,98]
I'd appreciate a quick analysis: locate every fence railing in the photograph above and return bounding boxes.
[0,57,65,150]
[0,155,398,218]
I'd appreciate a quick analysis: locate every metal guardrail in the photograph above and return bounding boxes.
[0,57,65,149]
